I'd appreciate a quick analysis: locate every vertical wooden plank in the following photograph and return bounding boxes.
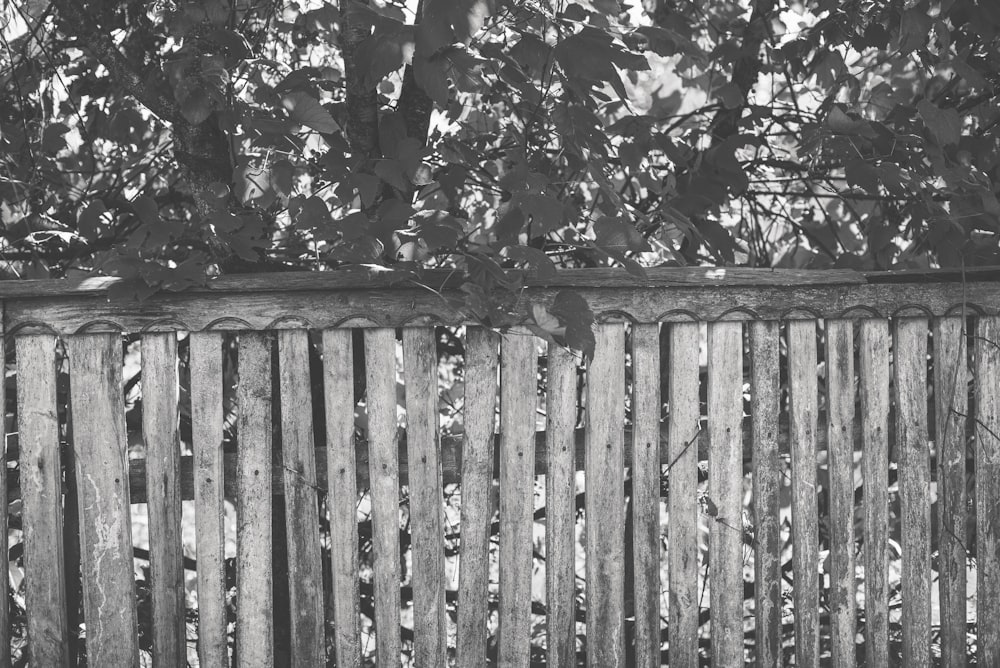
[402,328,447,667]
[16,335,69,667]
[935,316,968,668]
[364,328,402,666]
[235,331,274,667]
[456,328,499,667]
[323,328,361,668]
[666,322,700,668]
[749,320,780,668]
[278,330,326,666]
[141,333,185,667]
[894,317,930,668]
[630,323,661,668]
[859,319,889,667]
[68,333,139,666]
[189,332,228,668]
[497,327,537,668]
[707,321,743,668]
[976,315,1000,665]
[586,323,626,668]
[0,330,7,668]
[544,343,577,668]
[825,320,856,666]
[787,319,819,668]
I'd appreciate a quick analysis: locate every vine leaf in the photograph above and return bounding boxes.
[282,92,339,134]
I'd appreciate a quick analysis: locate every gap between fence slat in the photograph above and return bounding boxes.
[322,328,362,668]
[497,327,537,668]
[976,315,1000,665]
[402,328,447,667]
[68,333,139,666]
[278,330,326,666]
[235,331,274,667]
[16,335,69,667]
[141,333,186,668]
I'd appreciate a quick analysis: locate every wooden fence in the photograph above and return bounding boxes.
[3,266,1000,667]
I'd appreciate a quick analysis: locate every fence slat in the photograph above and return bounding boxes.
[0,332,7,668]
[402,328,447,666]
[976,315,1000,665]
[16,335,69,667]
[545,343,577,668]
[278,330,326,666]
[322,329,361,668]
[631,323,661,668]
[787,319,819,667]
[935,316,968,668]
[859,319,889,666]
[497,327,537,667]
[189,332,228,668]
[68,333,139,666]
[825,319,857,666]
[667,322,700,668]
[895,317,931,668]
[235,332,274,667]
[749,320,780,668]
[364,328,402,666]
[707,322,743,667]
[141,333,185,667]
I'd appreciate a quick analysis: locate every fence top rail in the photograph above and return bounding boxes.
[3,266,999,336]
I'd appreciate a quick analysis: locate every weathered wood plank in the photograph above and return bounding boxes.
[497,327,537,668]
[895,317,931,668]
[585,323,626,668]
[322,328,361,668]
[631,323,661,668]
[16,335,69,667]
[189,331,228,668]
[787,319,819,668]
[859,319,890,667]
[666,322,700,668]
[825,319,856,667]
[544,343,578,668]
[934,316,968,668]
[402,328,447,667]
[235,332,274,667]
[749,320,780,668]
[707,321,743,668]
[278,330,326,666]
[68,333,139,666]
[0,327,6,668]
[976,315,1000,666]
[364,328,402,666]
[141,333,185,667]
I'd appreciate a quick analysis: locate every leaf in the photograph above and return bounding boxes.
[282,92,339,134]
[548,290,596,360]
[899,8,932,55]
[270,160,294,197]
[42,123,70,153]
[132,196,160,225]
[594,217,648,253]
[179,85,213,125]
[374,159,411,192]
[503,245,556,281]
[714,82,743,110]
[845,159,880,194]
[292,196,333,230]
[518,193,566,235]
[554,27,649,98]
[78,200,108,240]
[916,99,961,147]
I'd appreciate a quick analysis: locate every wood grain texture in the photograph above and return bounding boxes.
[16,335,69,667]
[189,332,228,668]
[824,320,856,667]
[364,328,402,666]
[934,316,968,668]
[497,327,537,668]
[322,328,361,668]
[68,333,139,666]
[895,317,931,668]
[0,331,6,668]
[544,343,578,668]
[787,320,819,668]
[235,331,274,667]
[976,315,1000,666]
[707,322,743,668]
[666,322,701,668]
[402,328,447,667]
[585,323,626,668]
[630,323,661,668]
[278,330,326,667]
[141,333,185,668]
[749,320,780,668]
[859,319,890,667]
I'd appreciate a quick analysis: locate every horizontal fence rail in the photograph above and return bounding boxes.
[2,267,999,667]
